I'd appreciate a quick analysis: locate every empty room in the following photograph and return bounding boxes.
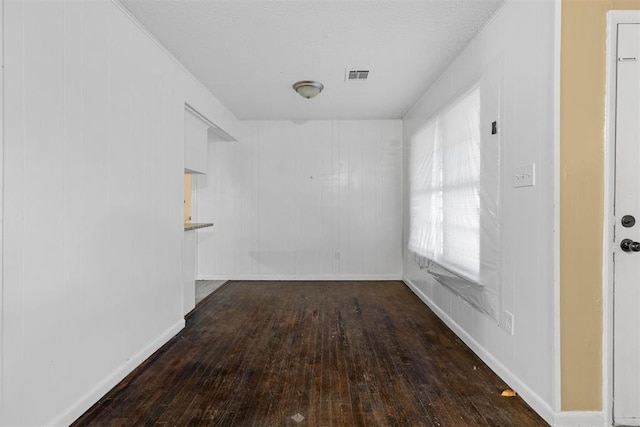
[1,0,639,426]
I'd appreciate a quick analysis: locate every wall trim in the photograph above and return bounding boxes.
[402,278,556,425]
[0,0,5,417]
[554,411,605,427]
[185,103,235,142]
[603,11,617,427]
[552,0,562,413]
[49,319,185,426]
[197,275,403,281]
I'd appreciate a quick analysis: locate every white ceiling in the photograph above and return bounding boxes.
[120,0,506,120]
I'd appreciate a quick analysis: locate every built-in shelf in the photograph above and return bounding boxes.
[184,222,213,231]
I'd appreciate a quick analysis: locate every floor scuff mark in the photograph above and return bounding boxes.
[291,413,305,423]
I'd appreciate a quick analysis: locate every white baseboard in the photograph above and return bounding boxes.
[43,278,607,427]
[50,319,186,426]
[405,278,607,427]
[553,411,605,426]
[403,278,556,426]
[196,274,403,281]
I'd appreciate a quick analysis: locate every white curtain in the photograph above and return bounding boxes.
[409,85,500,322]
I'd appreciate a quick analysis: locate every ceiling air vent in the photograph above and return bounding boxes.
[346,69,369,81]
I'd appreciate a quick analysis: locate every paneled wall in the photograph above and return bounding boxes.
[195,120,403,280]
[560,0,640,413]
[2,1,237,425]
[402,0,558,423]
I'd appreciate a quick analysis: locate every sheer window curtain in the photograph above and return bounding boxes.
[409,84,500,321]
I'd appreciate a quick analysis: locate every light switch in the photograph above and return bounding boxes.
[512,163,535,188]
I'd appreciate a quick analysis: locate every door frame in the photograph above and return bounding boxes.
[0,0,4,416]
[604,11,640,426]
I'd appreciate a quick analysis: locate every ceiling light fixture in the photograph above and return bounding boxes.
[293,80,324,99]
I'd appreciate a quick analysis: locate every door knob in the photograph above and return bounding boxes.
[620,238,640,252]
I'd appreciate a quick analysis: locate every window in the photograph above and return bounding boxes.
[409,86,481,282]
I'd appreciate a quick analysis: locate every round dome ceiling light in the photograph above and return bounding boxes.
[293,80,324,99]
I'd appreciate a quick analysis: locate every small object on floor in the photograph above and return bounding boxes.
[501,389,517,397]
[291,413,305,423]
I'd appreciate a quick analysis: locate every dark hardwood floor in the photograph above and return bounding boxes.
[73,281,548,426]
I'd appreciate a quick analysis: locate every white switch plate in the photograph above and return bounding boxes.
[512,163,536,188]
[504,311,514,335]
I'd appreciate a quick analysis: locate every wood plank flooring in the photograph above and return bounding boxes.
[73,281,547,426]
[195,280,228,305]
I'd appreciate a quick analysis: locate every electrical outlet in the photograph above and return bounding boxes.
[504,311,514,335]
[335,251,341,260]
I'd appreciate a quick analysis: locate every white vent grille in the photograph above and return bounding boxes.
[346,69,369,81]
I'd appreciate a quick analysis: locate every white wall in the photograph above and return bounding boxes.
[402,0,557,423]
[196,120,403,280]
[2,1,238,425]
